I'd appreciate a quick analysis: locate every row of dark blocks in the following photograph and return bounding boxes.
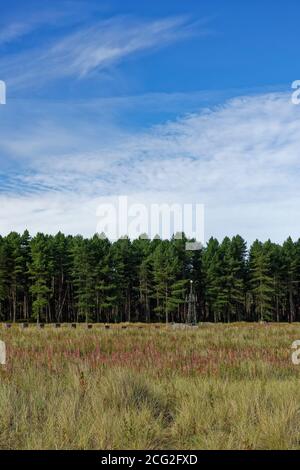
[3,323,110,330]
[2,323,151,330]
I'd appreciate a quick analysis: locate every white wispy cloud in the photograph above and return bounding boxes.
[0,90,300,242]
[0,15,198,89]
[0,3,86,46]
[0,23,34,45]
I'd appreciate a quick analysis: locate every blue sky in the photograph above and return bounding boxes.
[0,0,300,242]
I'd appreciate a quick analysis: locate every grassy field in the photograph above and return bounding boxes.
[1,322,300,449]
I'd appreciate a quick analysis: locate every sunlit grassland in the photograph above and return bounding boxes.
[1,323,300,449]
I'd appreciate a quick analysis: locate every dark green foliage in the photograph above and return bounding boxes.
[0,231,299,322]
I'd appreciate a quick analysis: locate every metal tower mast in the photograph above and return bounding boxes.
[186,280,197,325]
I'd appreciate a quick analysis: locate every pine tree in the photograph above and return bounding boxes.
[249,240,275,321]
[91,234,115,322]
[282,237,300,322]
[71,236,95,323]
[202,237,221,322]
[0,237,9,320]
[29,234,51,323]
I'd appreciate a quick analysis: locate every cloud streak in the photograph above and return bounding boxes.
[1,15,198,90]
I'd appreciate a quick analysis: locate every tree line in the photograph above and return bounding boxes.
[0,230,299,323]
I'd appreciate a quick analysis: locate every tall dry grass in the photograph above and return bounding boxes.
[0,323,300,449]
